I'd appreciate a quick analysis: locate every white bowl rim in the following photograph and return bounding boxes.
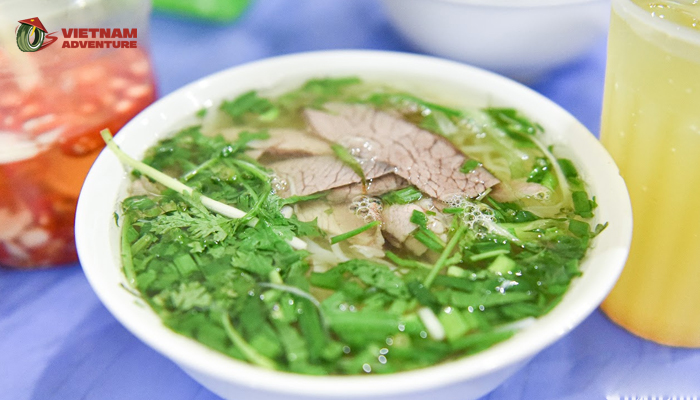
[76,49,632,398]
[406,0,608,8]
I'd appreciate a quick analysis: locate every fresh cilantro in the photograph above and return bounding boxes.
[220,90,279,122]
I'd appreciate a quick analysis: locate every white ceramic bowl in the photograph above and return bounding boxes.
[75,50,632,400]
[381,0,611,82]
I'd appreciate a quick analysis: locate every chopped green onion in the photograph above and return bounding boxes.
[413,228,446,252]
[410,210,428,227]
[540,171,558,191]
[221,313,277,369]
[557,158,579,179]
[438,309,470,342]
[381,186,423,205]
[572,191,594,218]
[424,225,468,288]
[469,249,510,262]
[487,255,517,275]
[407,281,441,312]
[447,266,469,278]
[330,220,380,244]
[386,251,432,269]
[568,219,591,238]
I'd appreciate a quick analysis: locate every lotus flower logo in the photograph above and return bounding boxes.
[15,17,58,52]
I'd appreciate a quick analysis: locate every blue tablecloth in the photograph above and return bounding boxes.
[3,1,699,399]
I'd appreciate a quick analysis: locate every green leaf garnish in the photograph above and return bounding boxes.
[330,220,380,244]
[460,159,482,174]
[331,143,366,186]
[381,186,423,205]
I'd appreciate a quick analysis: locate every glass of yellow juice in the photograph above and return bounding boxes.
[600,0,700,346]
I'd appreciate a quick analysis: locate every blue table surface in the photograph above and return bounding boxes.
[2,1,700,399]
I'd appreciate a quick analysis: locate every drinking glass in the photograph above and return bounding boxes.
[0,0,156,268]
[599,0,700,346]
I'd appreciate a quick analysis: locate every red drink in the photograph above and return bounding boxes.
[0,46,156,268]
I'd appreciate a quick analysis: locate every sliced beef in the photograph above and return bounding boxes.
[222,128,332,159]
[269,155,395,197]
[294,200,384,248]
[304,103,500,201]
[381,203,423,244]
[252,129,332,158]
[326,174,408,203]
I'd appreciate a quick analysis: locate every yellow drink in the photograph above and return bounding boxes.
[600,0,700,346]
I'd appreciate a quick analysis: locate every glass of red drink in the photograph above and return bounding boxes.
[0,0,157,268]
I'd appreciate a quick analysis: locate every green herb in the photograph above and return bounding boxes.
[413,229,446,252]
[557,158,578,179]
[486,108,543,140]
[410,210,428,227]
[568,219,591,238]
[460,159,482,174]
[152,208,232,242]
[410,210,446,251]
[120,213,136,285]
[115,77,605,376]
[339,259,410,298]
[424,225,468,288]
[300,77,361,95]
[419,110,458,136]
[101,129,246,220]
[381,186,423,205]
[278,77,362,110]
[593,222,608,237]
[330,220,380,244]
[469,249,510,262]
[331,144,366,186]
[407,281,440,312]
[280,191,330,206]
[385,251,432,269]
[221,90,279,122]
[222,312,277,369]
[368,93,464,119]
[572,191,595,218]
[487,254,517,274]
[527,157,551,183]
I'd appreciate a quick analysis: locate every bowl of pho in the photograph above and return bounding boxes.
[75,50,632,400]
